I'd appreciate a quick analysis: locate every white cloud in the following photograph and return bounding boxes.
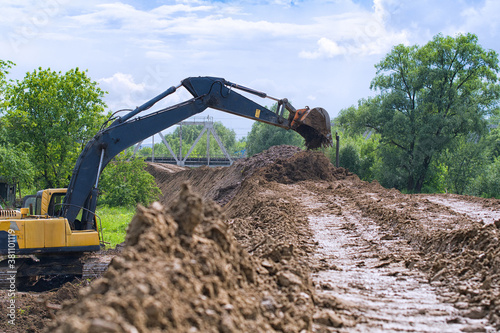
[152,4,214,16]
[300,38,346,58]
[298,1,408,59]
[99,73,146,110]
[145,51,173,61]
[459,0,500,37]
[100,72,145,93]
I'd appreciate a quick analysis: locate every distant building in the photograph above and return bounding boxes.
[0,177,16,208]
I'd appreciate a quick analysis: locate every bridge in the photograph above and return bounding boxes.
[145,156,236,167]
[132,116,244,167]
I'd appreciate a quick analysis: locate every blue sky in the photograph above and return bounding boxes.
[1,0,499,139]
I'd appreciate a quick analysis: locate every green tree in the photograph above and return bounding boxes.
[484,123,500,159]
[98,152,161,207]
[0,145,34,197]
[0,60,14,143]
[459,121,500,197]
[4,67,108,189]
[233,137,247,157]
[433,134,488,194]
[246,121,304,156]
[0,60,35,198]
[332,129,380,181]
[0,60,13,111]
[246,103,304,156]
[338,33,500,192]
[467,156,500,198]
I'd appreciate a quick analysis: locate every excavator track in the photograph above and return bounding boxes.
[82,253,114,280]
[0,251,115,290]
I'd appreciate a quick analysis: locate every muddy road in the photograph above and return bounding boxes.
[296,181,498,332]
[1,146,499,332]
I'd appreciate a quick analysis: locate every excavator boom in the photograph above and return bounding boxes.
[63,76,333,229]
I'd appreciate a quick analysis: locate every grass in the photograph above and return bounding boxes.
[96,205,136,248]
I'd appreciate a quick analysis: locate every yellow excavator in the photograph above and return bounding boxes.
[0,76,332,287]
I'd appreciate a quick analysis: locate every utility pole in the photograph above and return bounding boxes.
[335,132,340,168]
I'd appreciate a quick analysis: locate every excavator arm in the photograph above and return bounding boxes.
[62,76,332,229]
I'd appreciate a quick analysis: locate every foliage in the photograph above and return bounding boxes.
[4,67,108,189]
[245,103,304,156]
[98,152,161,207]
[484,125,500,158]
[338,33,500,192]
[0,60,14,143]
[246,121,304,156]
[467,156,500,198]
[432,134,488,194]
[328,128,379,181]
[0,60,12,85]
[97,205,135,248]
[0,60,36,197]
[0,60,14,111]
[0,145,34,186]
[233,137,247,157]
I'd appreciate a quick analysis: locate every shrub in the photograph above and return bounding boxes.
[98,152,161,207]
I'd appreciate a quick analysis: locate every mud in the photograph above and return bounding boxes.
[3,145,500,332]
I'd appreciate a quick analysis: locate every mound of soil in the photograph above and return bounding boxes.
[146,145,303,207]
[47,184,315,332]
[262,151,350,184]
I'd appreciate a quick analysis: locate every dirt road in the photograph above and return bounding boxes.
[296,180,498,332]
[1,146,499,332]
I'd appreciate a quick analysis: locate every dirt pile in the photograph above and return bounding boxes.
[420,222,500,327]
[146,145,302,206]
[7,144,500,331]
[47,184,315,333]
[262,150,350,184]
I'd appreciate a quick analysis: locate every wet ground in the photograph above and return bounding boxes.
[296,183,497,332]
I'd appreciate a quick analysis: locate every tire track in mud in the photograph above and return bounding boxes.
[421,195,500,226]
[294,183,495,332]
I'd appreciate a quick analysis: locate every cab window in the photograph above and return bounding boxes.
[48,193,65,216]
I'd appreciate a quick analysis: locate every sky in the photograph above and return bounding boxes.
[1,0,499,140]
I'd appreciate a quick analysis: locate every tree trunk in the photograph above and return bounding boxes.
[406,174,415,192]
[414,156,432,193]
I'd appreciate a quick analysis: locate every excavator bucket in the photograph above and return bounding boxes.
[292,107,333,149]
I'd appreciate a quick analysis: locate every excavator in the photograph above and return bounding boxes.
[0,76,332,287]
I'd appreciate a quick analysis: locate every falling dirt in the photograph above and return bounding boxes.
[2,145,500,332]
